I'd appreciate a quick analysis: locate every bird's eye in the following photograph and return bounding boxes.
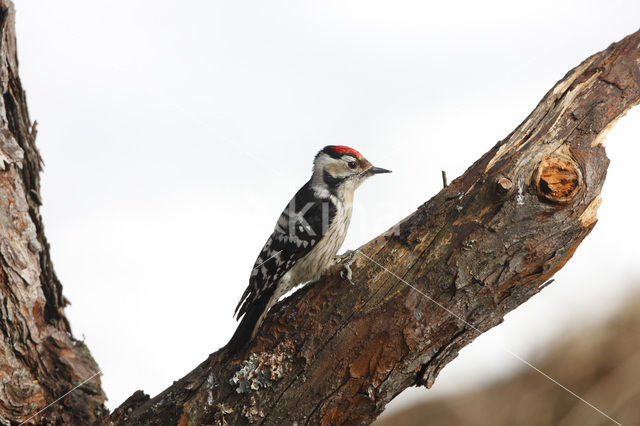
[348,161,357,169]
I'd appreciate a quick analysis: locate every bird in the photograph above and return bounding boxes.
[225,145,391,354]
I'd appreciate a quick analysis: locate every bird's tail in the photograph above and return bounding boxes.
[224,294,271,356]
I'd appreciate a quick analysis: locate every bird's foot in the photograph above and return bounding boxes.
[336,249,358,286]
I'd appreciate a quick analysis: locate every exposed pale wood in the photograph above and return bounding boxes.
[114,28,640,426]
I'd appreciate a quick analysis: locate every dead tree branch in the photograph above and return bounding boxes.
[113,29,640,425]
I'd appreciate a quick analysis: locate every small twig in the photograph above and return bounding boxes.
[538,278,555,289]
[441,170,448,188]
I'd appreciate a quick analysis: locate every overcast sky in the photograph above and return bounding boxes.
[14,0,640,418]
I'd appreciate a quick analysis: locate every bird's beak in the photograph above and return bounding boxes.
[367,166,392,175]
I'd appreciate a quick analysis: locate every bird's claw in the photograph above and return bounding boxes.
[336,249,358,286]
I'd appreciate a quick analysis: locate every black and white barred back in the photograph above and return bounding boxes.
[234,180,337,320]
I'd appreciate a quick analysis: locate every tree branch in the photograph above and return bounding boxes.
[0,1,106,424]
[114,29,640,426]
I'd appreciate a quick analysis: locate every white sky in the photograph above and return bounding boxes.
[14,0,640,418]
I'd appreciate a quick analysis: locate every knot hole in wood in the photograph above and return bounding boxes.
[535,154,582,204]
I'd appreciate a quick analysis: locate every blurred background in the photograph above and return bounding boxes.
[14,1,640,423]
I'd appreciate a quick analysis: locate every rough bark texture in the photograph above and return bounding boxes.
[113,30,640,426]
[376,293,640,425]
[0,2,106,424]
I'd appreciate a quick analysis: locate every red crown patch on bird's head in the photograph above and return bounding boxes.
[329,145,362,159]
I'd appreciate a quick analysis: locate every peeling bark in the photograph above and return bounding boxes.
[114,29,640,426]
[0,2,106,424]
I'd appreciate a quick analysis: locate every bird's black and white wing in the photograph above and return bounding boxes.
[234,180,335,319]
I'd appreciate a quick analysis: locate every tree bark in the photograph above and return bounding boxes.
[112,30,640,425]
[1,0,639,423]
[375,295,640,425]
[0,2,106,424]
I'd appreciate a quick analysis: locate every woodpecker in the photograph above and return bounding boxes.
[226,145,390,353]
